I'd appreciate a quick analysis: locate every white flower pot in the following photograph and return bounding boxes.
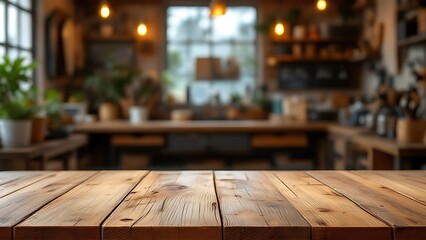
[0,119,32,148]
[129,106,149,124]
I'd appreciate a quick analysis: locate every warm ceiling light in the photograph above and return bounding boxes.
[274,22,285,36]
[99,2,111,19]
[210,0,227,17]
[317,0,327,11]
[137,23,148,37]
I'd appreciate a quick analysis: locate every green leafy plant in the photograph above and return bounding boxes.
[44,89,64,128]
[84,59,138,110]
[0,56,38,120]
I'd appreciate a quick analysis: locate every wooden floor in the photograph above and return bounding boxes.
[0,171,425,240]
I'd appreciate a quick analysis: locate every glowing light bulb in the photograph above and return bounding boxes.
[317,0,327,11]
[137,23,148,36]
[210,0,227,17]
[100,3,111,18]
[274,22,285,36]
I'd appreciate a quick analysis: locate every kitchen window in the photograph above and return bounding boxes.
[0,0,34,65]
[166,6,257,105]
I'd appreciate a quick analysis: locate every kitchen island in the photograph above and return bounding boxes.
[1,171,425,240]
[74,121,331,169]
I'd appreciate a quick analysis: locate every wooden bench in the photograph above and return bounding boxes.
[0,170,424,239]
[0,134,88,170]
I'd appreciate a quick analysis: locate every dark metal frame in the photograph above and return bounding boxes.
[0,0,36,81]
[164,5,259,88]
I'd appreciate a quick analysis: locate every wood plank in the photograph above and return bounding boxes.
[215,171,310,240]
[353,171,426,206]
[111,135,165,147]
[103,171,221,240]
[15,171,148,240]
[251,134,308,148]
[0,172,52,198]
[0,171,96,240]
[268,171,391,240]
[309,171,426,240]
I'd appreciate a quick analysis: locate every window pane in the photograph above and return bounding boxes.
[235,43,256,79]
[20,50,33,78]
[166,6,257,104]
[190,82,210,105]
[167,7,211,42]
[167,44,189,77]
[7,5,18,46]
[9,0,18,4]
[20,50,32,63]
[212,7,256,42]
[20,10,32,49]
[0,2,5,43]
[18,0,31,10]
[9,48,19,60]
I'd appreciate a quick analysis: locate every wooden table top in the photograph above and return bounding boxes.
[74,120,331,133]
[0,135,87,160]
[0,170,425,240]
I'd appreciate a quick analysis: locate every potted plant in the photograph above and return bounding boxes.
[84,60,136,122]
[128,76,161,124]
[0,56,38,148]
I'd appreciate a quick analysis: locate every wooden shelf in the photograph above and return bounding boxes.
[273,55,351,63]
[398,33,426,47]
[271,38,358,44]
[85,35,136,42]
[271,54,379,64]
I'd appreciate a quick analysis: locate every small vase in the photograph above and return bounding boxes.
[0,119,32,148]
[99,102,119,122]
[129,106,149,124]
[31,117,48,144]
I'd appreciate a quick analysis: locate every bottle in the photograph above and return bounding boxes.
[376,90,404,138]
[376,98,388,137]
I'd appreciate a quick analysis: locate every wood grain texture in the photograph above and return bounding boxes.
[103,171,221,240]
[15,171,148,240]
[0,171,96,240]
[309,171,426,240]
[0,172,52,198]
[268,171,391,240]
[353,171,426,206]
[215,171,310,240]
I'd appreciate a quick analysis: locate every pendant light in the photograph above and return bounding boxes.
[99,1,111,19]
[274,21,285,36]
[137,22,148,37]
[317,0,327,11]
[210,0,227,17]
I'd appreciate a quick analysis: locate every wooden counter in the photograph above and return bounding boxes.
[74,120,330,133]
[1,170,425,240]
[0,135,87,170]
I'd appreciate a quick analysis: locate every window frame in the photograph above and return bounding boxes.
[164,5,259,103]
[0,0,36,70]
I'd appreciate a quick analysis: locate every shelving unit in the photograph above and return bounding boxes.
[270,36,362,89]
[396,1,426,69]
[273,55,352,63]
